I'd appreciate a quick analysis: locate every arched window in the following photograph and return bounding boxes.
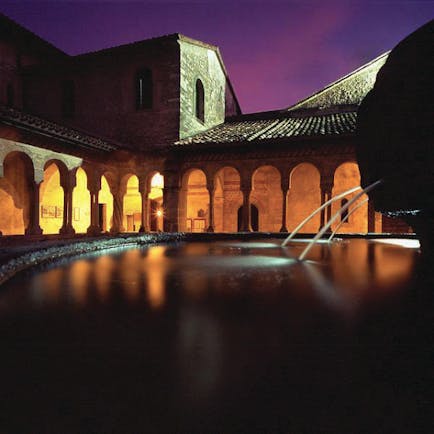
[136,68,153,110]
[61,80,75,118]
[6,83,14,107]
[341,198,349,222]
[195,78,205,122]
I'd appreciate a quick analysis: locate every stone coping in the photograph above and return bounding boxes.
[0,232,417,287]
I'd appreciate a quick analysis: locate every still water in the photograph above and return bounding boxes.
[0,238,430,433]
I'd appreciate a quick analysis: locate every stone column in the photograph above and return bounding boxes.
[206,179,215,233]
[280,175,289,232]
[320,178,334,230]
[367,199,376,233]
[87,188,101,236]
[110,187,125,235]
[139,178,150,233]
[25,181,43,236]
[60,173,76,235]
[163,186,180,232]
[240,186,252,232]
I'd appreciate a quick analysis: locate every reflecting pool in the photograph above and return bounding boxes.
[0,238,431,433]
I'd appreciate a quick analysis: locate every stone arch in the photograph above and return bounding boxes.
[72,167,91,233]
[148,171,164,232]
[122,173,142,232]
[180,168,209,232]
[332,162,368,233]
[287,162,321,233]
[40,160,68,234]
[251,165,282,232]
[0,151,34,234]
[213,166,242,232]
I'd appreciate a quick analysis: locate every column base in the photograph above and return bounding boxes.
[25,226,43,236]
[138,226,149,233]
[87,225,101,236]
[206,226,214,233]
[59,225,75,236]
[279,226,288,233]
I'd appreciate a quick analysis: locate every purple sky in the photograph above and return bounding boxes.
[2,1,433,113]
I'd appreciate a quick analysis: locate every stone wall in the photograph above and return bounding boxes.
[179,39,227,139]
[24,38,181,150]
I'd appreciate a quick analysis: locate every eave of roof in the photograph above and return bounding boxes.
[0,105,119,153]
[174,108,357,148]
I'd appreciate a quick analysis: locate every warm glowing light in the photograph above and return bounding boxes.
[156,209,163,218]
[151,173,164,189]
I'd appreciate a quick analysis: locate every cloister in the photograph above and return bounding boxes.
[0,141,380,237]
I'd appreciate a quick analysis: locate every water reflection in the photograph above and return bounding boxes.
[143,245,168,309]
[68,260,92,305]
[0,239,419,315]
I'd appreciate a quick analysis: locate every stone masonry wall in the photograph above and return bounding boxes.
[179,40,226,139]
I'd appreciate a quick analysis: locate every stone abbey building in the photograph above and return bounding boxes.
[0,13,408,238]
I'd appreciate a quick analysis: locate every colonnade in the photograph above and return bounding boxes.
[0,149,379,237]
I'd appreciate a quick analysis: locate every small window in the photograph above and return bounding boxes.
[6,83,14,107]
[195,78,205,122]
[136,68,153,110]
[341,198,349,222]
[61,80,75,118]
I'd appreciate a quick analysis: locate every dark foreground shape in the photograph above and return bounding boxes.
[356,19,434,253]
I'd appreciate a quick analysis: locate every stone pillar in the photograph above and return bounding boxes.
[25,181,43,236]
[139,178,150,233]
[320,178,334,230]
[60,173,76,235]
[206,179,215,233]
[368,199,376,233]
[163,186,180,232]
[110,187,125,235]
[280,175,289,232]
[240,186,252,232]
[87,188,101,236]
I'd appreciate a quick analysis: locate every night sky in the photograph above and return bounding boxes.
[2,1,433,113]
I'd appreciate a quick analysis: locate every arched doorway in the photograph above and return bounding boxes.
[238,204,259,232]
[149,172,164,231]
[251,165,282,231]
[332,162,368,233]
[0,152,33,235]
[72,167,91,233]
[180,169,209,232]
[213,166,242,232]
[40,161,66,234]
[287,163,321,233]
[122,175,141,232]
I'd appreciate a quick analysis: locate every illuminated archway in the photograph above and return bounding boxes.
[332,162,368,233]
[122,174,141,232]
[72,167,91,233]
[287,163,321,233]
[0,152,33,235]
[40,161,66,234]
[181,169,209,232]
[149,172,164,231]
[99,174,114,232]
[251,165,282,232]
[213,166,242,232]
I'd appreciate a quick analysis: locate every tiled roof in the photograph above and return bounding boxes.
[0,105,118,152]
[175,110,357,147]
[287,52,389,111]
